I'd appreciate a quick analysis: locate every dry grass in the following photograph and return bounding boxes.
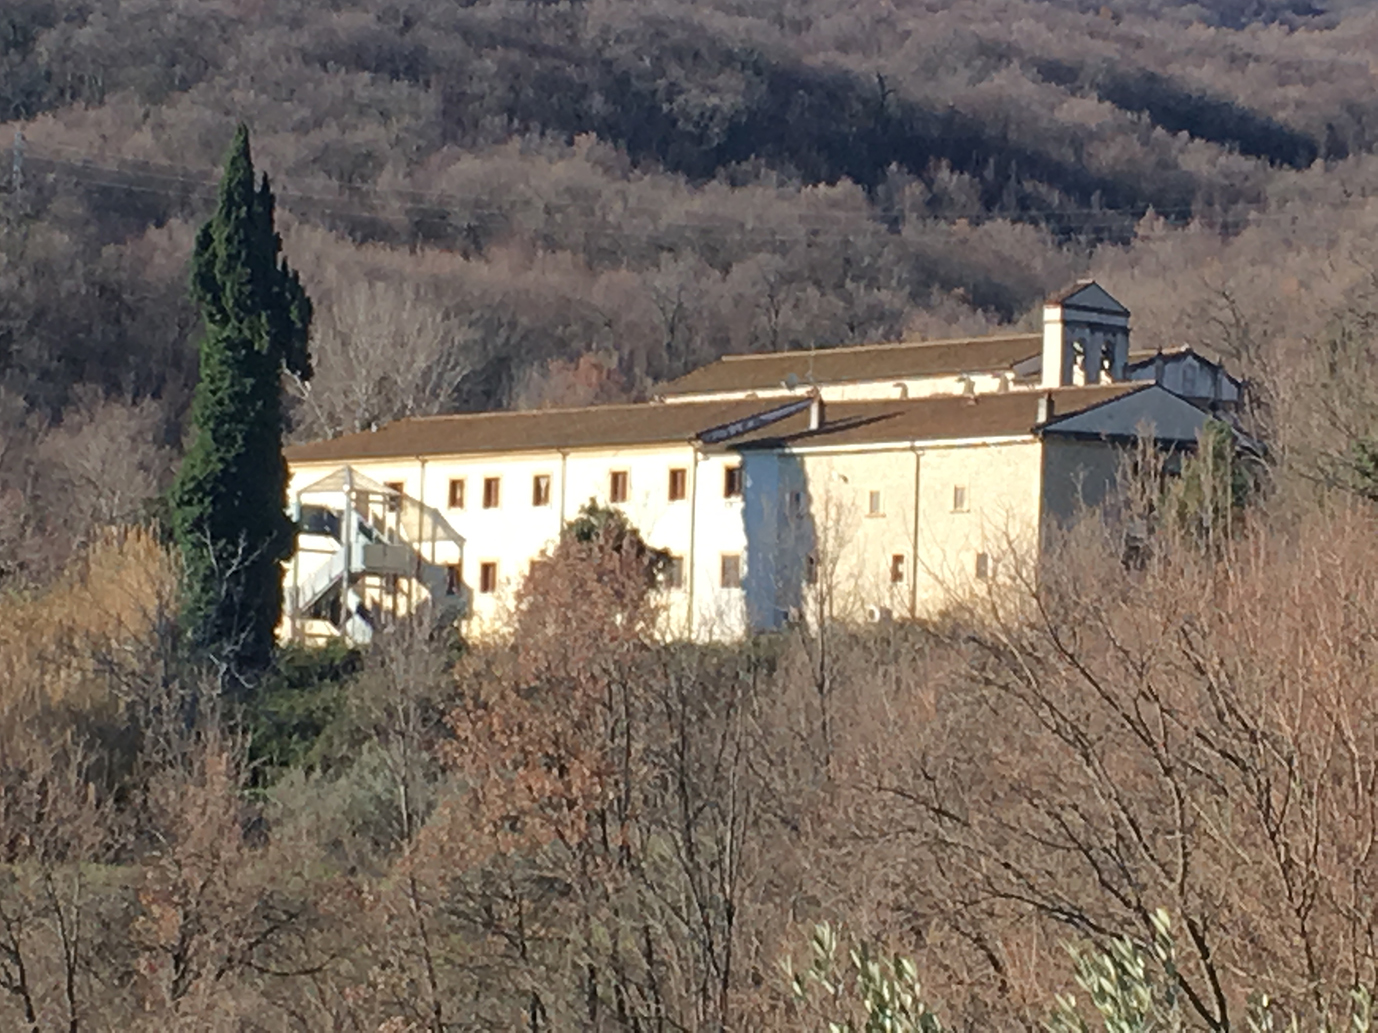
[0,525,178,735]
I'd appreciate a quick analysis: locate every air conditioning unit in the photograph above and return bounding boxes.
[866,605,892,624]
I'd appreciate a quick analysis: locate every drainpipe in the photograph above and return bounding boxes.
[687,445,702,640]
[558,449,570,529]
[910,446,922,619]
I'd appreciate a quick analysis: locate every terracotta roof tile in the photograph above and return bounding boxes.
[285,385,1145,464]
[728,384,1143,451]
[285,399,781,464]
[657,334,1042,397]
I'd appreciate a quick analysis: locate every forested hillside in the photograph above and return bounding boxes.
[6,0,1378,489]
[6,0,1378,557]
[8,4,1378,1029]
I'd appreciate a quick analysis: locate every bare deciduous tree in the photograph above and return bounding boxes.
[289,279,475,439]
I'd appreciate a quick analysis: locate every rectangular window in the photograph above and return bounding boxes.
[724,465,744,498]
[445,562,462,596]
[447,478,465,509]
[720,553,742,589]
[668,468,687,501]
[384,481,404,514]
[976,552,991,580]
[479,562,498,594]
[665,555,685,589]
[610,470,629,503]
[869,490,883,516]
[953,485,969,512]
[532,474,551,506]
[483,477,500,509]
[891,554,905,584]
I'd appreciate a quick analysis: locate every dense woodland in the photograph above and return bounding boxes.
[6,0,1378,1029]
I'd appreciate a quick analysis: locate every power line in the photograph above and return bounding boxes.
[19,142,1378,242]
[17,144,1186,222]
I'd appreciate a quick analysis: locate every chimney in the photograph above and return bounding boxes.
[808,392,825,431]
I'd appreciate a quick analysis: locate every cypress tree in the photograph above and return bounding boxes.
[170,124,312,683]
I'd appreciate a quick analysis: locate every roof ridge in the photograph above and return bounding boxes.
[404,399,690,423]
[713,332,1041,363]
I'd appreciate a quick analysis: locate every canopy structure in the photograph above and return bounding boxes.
[283,466,466,646]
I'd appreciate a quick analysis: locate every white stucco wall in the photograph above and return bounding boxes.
[286,442,757,643]
[662,371,1023,406]
[739,438,1047,627]
[286,432,1127,643]
[912,440,1044,610]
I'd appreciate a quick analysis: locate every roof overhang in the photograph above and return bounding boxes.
[1036,384,1243,448]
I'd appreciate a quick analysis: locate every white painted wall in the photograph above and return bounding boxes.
[663,371,1021,406]
[911,440,1044,610]
[286,433,1125,641]
[738,438,1048,627]
[287,441,759,642]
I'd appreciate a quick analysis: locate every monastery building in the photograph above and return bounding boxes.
[280,282,1243,644]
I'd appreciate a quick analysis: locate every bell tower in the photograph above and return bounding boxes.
[1041,281,1131,388]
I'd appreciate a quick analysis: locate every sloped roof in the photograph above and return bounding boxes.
[730,385,1142,451]
[1039,384,1214,444]
[1125,345,1237,378]
[285,386,1158,465]
[285,385,1168,465]
[657,334,1042,398]
[1048,280,1130,317]
[295,466,396,495]
[285,398,777,464]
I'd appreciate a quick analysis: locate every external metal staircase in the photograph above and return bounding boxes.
[282,467,467,646]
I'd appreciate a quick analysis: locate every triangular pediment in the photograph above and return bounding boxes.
[1050,281,1130,317]
[296,465,395,496]
[1039,385,1213,444]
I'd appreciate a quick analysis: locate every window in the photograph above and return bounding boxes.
[975,552,991,580]
[479,562,498,594]
[483,477,500,509]
[805,554,818,586]
[610,470,629,503]
[445,562,462,596]
[953,485,969,512]
[720,553,742,589]
[724,465,744,498]
[890,554,905,584]
[447,478,465,509]
[868,490,883,516]
[668,467,687,501]
[384,481,404,513]
[665,555,685,589]
[532,474,551,506]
